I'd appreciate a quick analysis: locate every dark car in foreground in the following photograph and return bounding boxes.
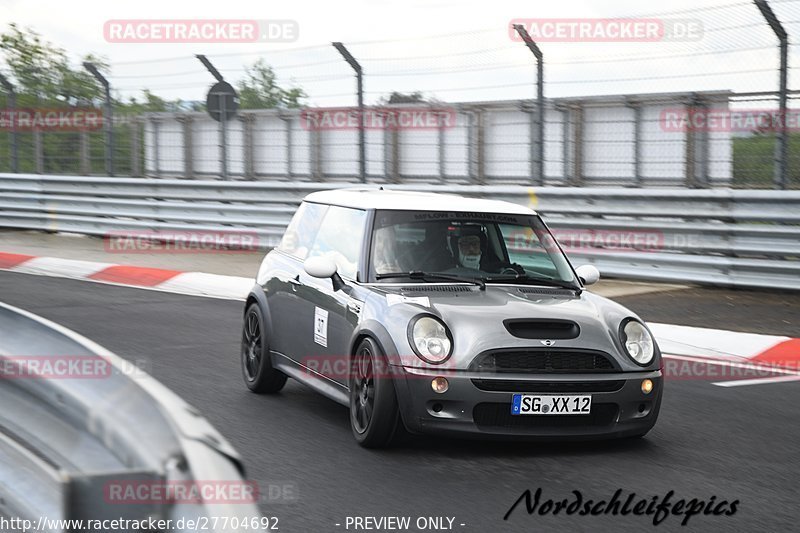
[241,189,663,447]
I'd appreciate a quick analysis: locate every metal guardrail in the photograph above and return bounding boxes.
[0,300,261,532]
[1,173,799,290]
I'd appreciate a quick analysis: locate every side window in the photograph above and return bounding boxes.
[308,206,367,280]
[277,202,328,260]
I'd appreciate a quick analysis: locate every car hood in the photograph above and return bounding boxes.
[366,284,651,371]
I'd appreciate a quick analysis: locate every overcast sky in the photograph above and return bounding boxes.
[2,0,798,105]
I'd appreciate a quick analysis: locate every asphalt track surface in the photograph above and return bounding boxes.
[2,270,798,532]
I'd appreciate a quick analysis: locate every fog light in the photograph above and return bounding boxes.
[431,377,449,394]
[641,379,654,394]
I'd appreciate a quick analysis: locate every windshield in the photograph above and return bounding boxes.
[369,210,577,287]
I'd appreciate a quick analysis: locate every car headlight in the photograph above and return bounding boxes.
[620,319,655,365]
[408,316,453,364]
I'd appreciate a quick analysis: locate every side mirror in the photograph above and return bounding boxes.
[304,256,349,293]
[304,256,338,279]
[575,264,600,286]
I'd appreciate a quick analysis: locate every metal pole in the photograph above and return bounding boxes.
[220,95,228,179]
[626,100,643,187]
[754,0,789,189]
[196,55,224,83]
[83,62,113,176]
[513,24,545,185]
[196,55,229,180]
[0,73,19,173]
[131,118,141,177]
[333,42,365,182]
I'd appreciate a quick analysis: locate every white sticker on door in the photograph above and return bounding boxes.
[314,307,329,347]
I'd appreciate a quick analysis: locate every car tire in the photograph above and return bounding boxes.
[241,303,287,394]
[349,337,402,448]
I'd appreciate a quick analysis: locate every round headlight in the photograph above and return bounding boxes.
[622,320,655,365]
[409,316,453,364]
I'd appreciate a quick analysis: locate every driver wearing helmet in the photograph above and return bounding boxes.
[455,225,485,270]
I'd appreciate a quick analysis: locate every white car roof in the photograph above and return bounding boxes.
[303,188,537,216]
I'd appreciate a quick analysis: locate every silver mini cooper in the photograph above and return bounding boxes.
[241,189,662,447]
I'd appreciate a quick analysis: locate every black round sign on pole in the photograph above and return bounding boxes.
[206,81,239,122]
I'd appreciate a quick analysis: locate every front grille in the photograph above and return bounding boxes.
[473,402,619,431]
[471,349,618,373]
[471,379,625,393]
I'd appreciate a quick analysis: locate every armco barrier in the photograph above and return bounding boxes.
[0,173,798,290]
[0,301,261,531]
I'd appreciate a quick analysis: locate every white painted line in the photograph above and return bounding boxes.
[0,265,249,301]
[713,375,800,388]
[649,322,788,360]
[157,272,252,300]
[13,256,113,279]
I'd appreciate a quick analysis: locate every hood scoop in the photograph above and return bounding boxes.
[503,319,581,340]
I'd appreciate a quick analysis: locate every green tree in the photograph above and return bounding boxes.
[0,23,106,106]
[237,58,306,109]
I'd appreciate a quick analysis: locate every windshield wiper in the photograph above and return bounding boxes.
[483,273,579,292]
[376,271,486,290]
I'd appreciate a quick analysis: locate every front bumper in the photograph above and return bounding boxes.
[392,365,663,440]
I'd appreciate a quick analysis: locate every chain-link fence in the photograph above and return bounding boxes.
[0,0,798,187]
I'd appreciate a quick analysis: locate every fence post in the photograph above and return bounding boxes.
[569,105,584,187]
[179,114,194,179]
[79,131,90,175]
[628,100,644,187]
[282,114,293,179]
[438,115,447,182]
[151,117,161,178]
[0,74,18,173]
[684,95,710,188]
[754,0,789,189]
[684,99,696,188]
[333,42,365,182]
[34,131,44,174]
[310,129,322,181]
[385,121,400,183]
[83,62,113,176]
[467,109,485,184]
[695,96,710,188]
[513,24,545,185]
[241,113,255,180]
[131,118,142,178]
